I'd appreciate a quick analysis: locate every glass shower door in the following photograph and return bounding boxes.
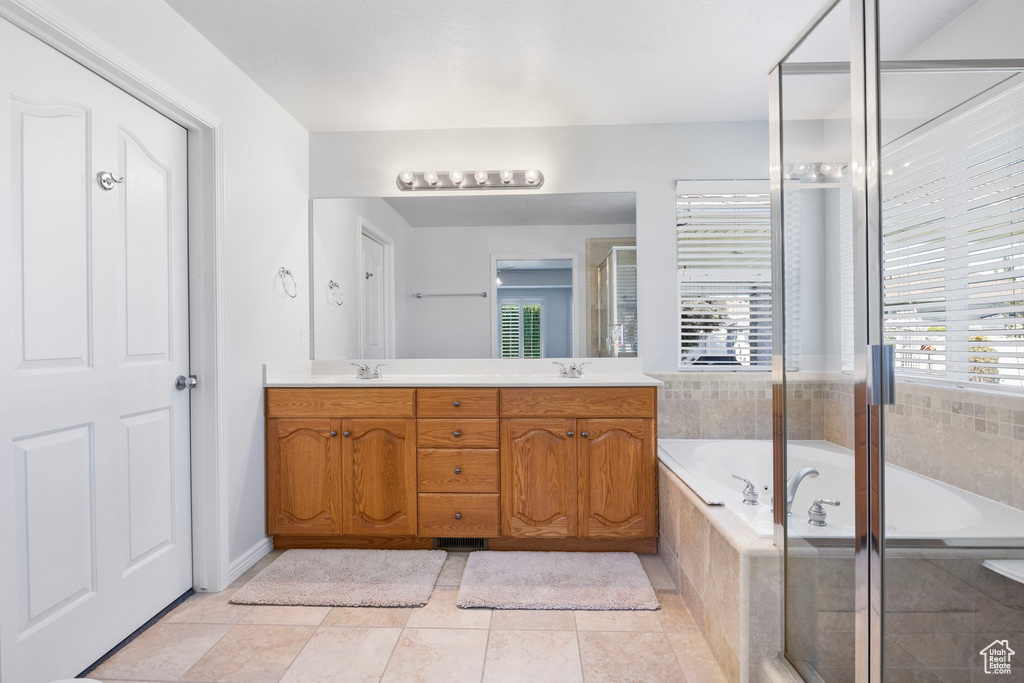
[774,2,859,680]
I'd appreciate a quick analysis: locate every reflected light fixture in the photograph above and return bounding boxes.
[395,169,544,190]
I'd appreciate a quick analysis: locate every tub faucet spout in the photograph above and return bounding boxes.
[785,466,819,516]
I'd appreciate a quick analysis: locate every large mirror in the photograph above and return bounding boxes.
[310,192,637,359]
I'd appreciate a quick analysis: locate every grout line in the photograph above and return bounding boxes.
[379,626,405,682]
[271,622,319,683]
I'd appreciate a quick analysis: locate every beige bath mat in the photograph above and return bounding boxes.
[231,549,447,607]
[457,551,659,610]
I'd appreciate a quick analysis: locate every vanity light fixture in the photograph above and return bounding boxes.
[395,169,545,191]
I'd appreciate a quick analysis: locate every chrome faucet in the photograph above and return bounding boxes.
[785,466,819,516]
[552,361,590,378]
[808,498,840,527]
[350,362,386,379]
[567,361,590,378]
[731,474,759,506]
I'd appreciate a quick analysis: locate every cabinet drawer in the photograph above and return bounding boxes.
[417,388,499,418]
[500,387,655,418]
[418,449,499,493]
[418,493,500,538]
[266,388,416,418]
[417,419,498,447]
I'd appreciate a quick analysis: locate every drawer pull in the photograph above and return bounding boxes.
[581,431,589,438]
[453,431,462,438]
[343,431,351,437]
[453,400,461,407]
[454,513,462,520]
[454,467,462,474]
[567,431,574,437]
[329,430,338,437]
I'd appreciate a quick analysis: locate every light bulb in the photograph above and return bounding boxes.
[499,169,514,184]
[449,170,464,185]
[525,169,540,184]
[819,163,835,176]
[474,170,489,184]
[423,170,438,185]
[398,170,415,185]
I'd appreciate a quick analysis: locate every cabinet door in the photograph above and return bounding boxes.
[267,418,343,535]
[501,419,578,538]
[342,418,417,536]
[578,419,656,538]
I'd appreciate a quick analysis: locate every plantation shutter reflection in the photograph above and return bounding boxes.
[883,78,1024,389]
[499,298,544,358]
[676,180,772,368]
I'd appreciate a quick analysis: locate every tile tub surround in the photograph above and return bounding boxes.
[658,463,782,683]
[786,543,1024,682]
[823,378,1024,512]
[650,372,824,441]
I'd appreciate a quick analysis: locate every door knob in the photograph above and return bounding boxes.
[453,431,462,438]
[454,468,462,474]
[329,431,338,437]
[454,513,462,520]
[453,401,461,407]
[343,431,351,437]
[175,375,198,390]
[567,431,574,437]
[581,432,589,438]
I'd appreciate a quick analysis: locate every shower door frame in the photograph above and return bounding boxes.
[771,2,1024,681]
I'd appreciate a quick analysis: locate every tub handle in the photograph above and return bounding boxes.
[808,498,840,527]
[731,474,759,506]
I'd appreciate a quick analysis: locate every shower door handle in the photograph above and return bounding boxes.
[870,344,896,406]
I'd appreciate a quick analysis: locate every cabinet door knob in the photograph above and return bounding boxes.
[454,513,462,520]
[581,432,589,438]
[567,431,574,437]
[329,431,338,437]
[453,431,462,438]
[454,467,462,474]
[453,400,461,407]
[343,431,351,437]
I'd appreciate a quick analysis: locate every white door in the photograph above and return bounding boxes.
[360,232,387,357]
[0,20,192,683]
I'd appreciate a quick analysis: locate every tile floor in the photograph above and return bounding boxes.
[89,551,727,683]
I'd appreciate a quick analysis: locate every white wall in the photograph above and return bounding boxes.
[405,223,631,358]
[310,121,770,371]
[311,198,411,359]
[44,0,310,566]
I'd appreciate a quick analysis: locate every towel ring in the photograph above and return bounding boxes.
[328,280,344,306]
[278,267,298,298]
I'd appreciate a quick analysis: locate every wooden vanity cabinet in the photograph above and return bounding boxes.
[342,419,417,536]
[266,418,344,536]
[266,385,657,552]
[500,419,578,538]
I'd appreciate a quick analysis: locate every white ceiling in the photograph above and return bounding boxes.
[383,192,636,228]
[165,0,825,132]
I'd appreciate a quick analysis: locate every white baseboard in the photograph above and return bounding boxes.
[226,536,273,586]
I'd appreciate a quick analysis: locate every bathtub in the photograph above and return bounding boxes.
[658,439,1024,545]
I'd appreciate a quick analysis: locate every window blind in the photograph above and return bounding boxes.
[499,298,543,358]
[882,78,1024,389]
[676,180,772,369]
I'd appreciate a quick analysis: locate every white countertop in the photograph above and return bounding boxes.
[264,358,661,388]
